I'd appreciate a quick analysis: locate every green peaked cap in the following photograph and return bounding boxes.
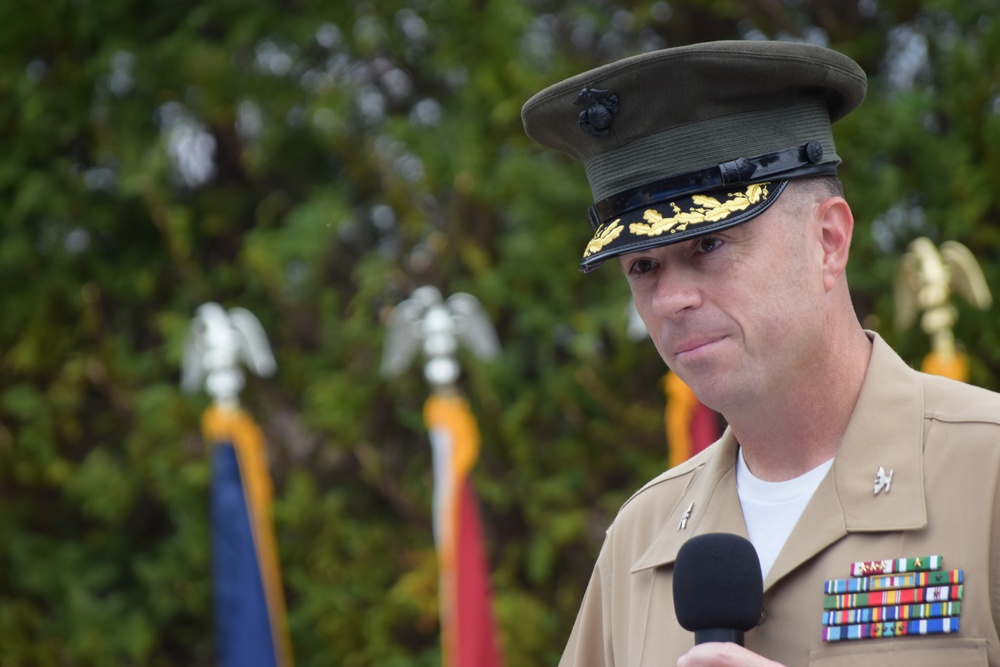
[521,40,867,271]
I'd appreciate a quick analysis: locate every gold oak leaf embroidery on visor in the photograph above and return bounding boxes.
[629,183,770,238]
[584,219,624,257]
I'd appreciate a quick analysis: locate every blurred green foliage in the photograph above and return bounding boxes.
[1,0,999,664]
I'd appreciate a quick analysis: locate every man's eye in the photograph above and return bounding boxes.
[628,258,656,275]
[696,236,722,253]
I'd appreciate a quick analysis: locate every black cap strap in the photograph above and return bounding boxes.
[587,141,834,230]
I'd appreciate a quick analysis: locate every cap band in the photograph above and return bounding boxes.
[588,141,834,230]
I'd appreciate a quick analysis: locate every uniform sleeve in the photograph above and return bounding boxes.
[559,536,616,667]
[990,442,1000,640]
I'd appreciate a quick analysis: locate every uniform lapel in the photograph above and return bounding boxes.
[764,334,927,589]
[630,428,746,574]
[628,430,746,667]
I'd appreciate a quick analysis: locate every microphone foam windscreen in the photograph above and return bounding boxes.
[672,533,764,632]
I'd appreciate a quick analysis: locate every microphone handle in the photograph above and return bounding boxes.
[694,628,744,646]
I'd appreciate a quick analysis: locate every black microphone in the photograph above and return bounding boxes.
[672,533,763,646]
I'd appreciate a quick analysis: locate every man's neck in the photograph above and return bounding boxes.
[728,327,873,482]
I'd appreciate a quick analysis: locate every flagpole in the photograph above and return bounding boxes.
[183,303,293,667]
[383,287,504,667]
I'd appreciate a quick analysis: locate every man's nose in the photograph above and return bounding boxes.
[651,268,702,318]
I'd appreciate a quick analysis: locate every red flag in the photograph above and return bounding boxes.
[424,394,504,667]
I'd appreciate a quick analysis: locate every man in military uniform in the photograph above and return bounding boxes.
[522,40,1000,666]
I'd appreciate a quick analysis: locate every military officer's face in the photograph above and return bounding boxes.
[618,184,831,416]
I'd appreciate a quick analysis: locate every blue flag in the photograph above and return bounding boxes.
[204,406,293,667]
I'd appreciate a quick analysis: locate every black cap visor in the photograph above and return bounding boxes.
[580,180,791,271]
[579,141,837,272]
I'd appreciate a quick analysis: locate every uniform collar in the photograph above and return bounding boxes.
[826,332,926,533]
[630,332,927,588]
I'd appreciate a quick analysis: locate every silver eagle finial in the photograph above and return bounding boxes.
[181,302,277,409]
[894,237,992,359]
[381,286,499,391]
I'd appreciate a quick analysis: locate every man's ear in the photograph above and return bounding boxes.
[816,196,854,292]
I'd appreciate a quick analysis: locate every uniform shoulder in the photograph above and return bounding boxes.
[613,442,717,523]
[592,445,715,559]
[920,371,1000,425]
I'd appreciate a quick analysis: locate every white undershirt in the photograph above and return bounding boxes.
[736,447,834,580]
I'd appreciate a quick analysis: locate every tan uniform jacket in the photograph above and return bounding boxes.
[559,334,1000,667]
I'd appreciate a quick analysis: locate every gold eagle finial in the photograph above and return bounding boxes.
[894,237,992,361]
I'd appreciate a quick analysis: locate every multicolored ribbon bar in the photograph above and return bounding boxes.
[823,584,963,611]
[824,569,964,594]
[822,601,962,626]
[850,556,942,578]
[822,616,960,642]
